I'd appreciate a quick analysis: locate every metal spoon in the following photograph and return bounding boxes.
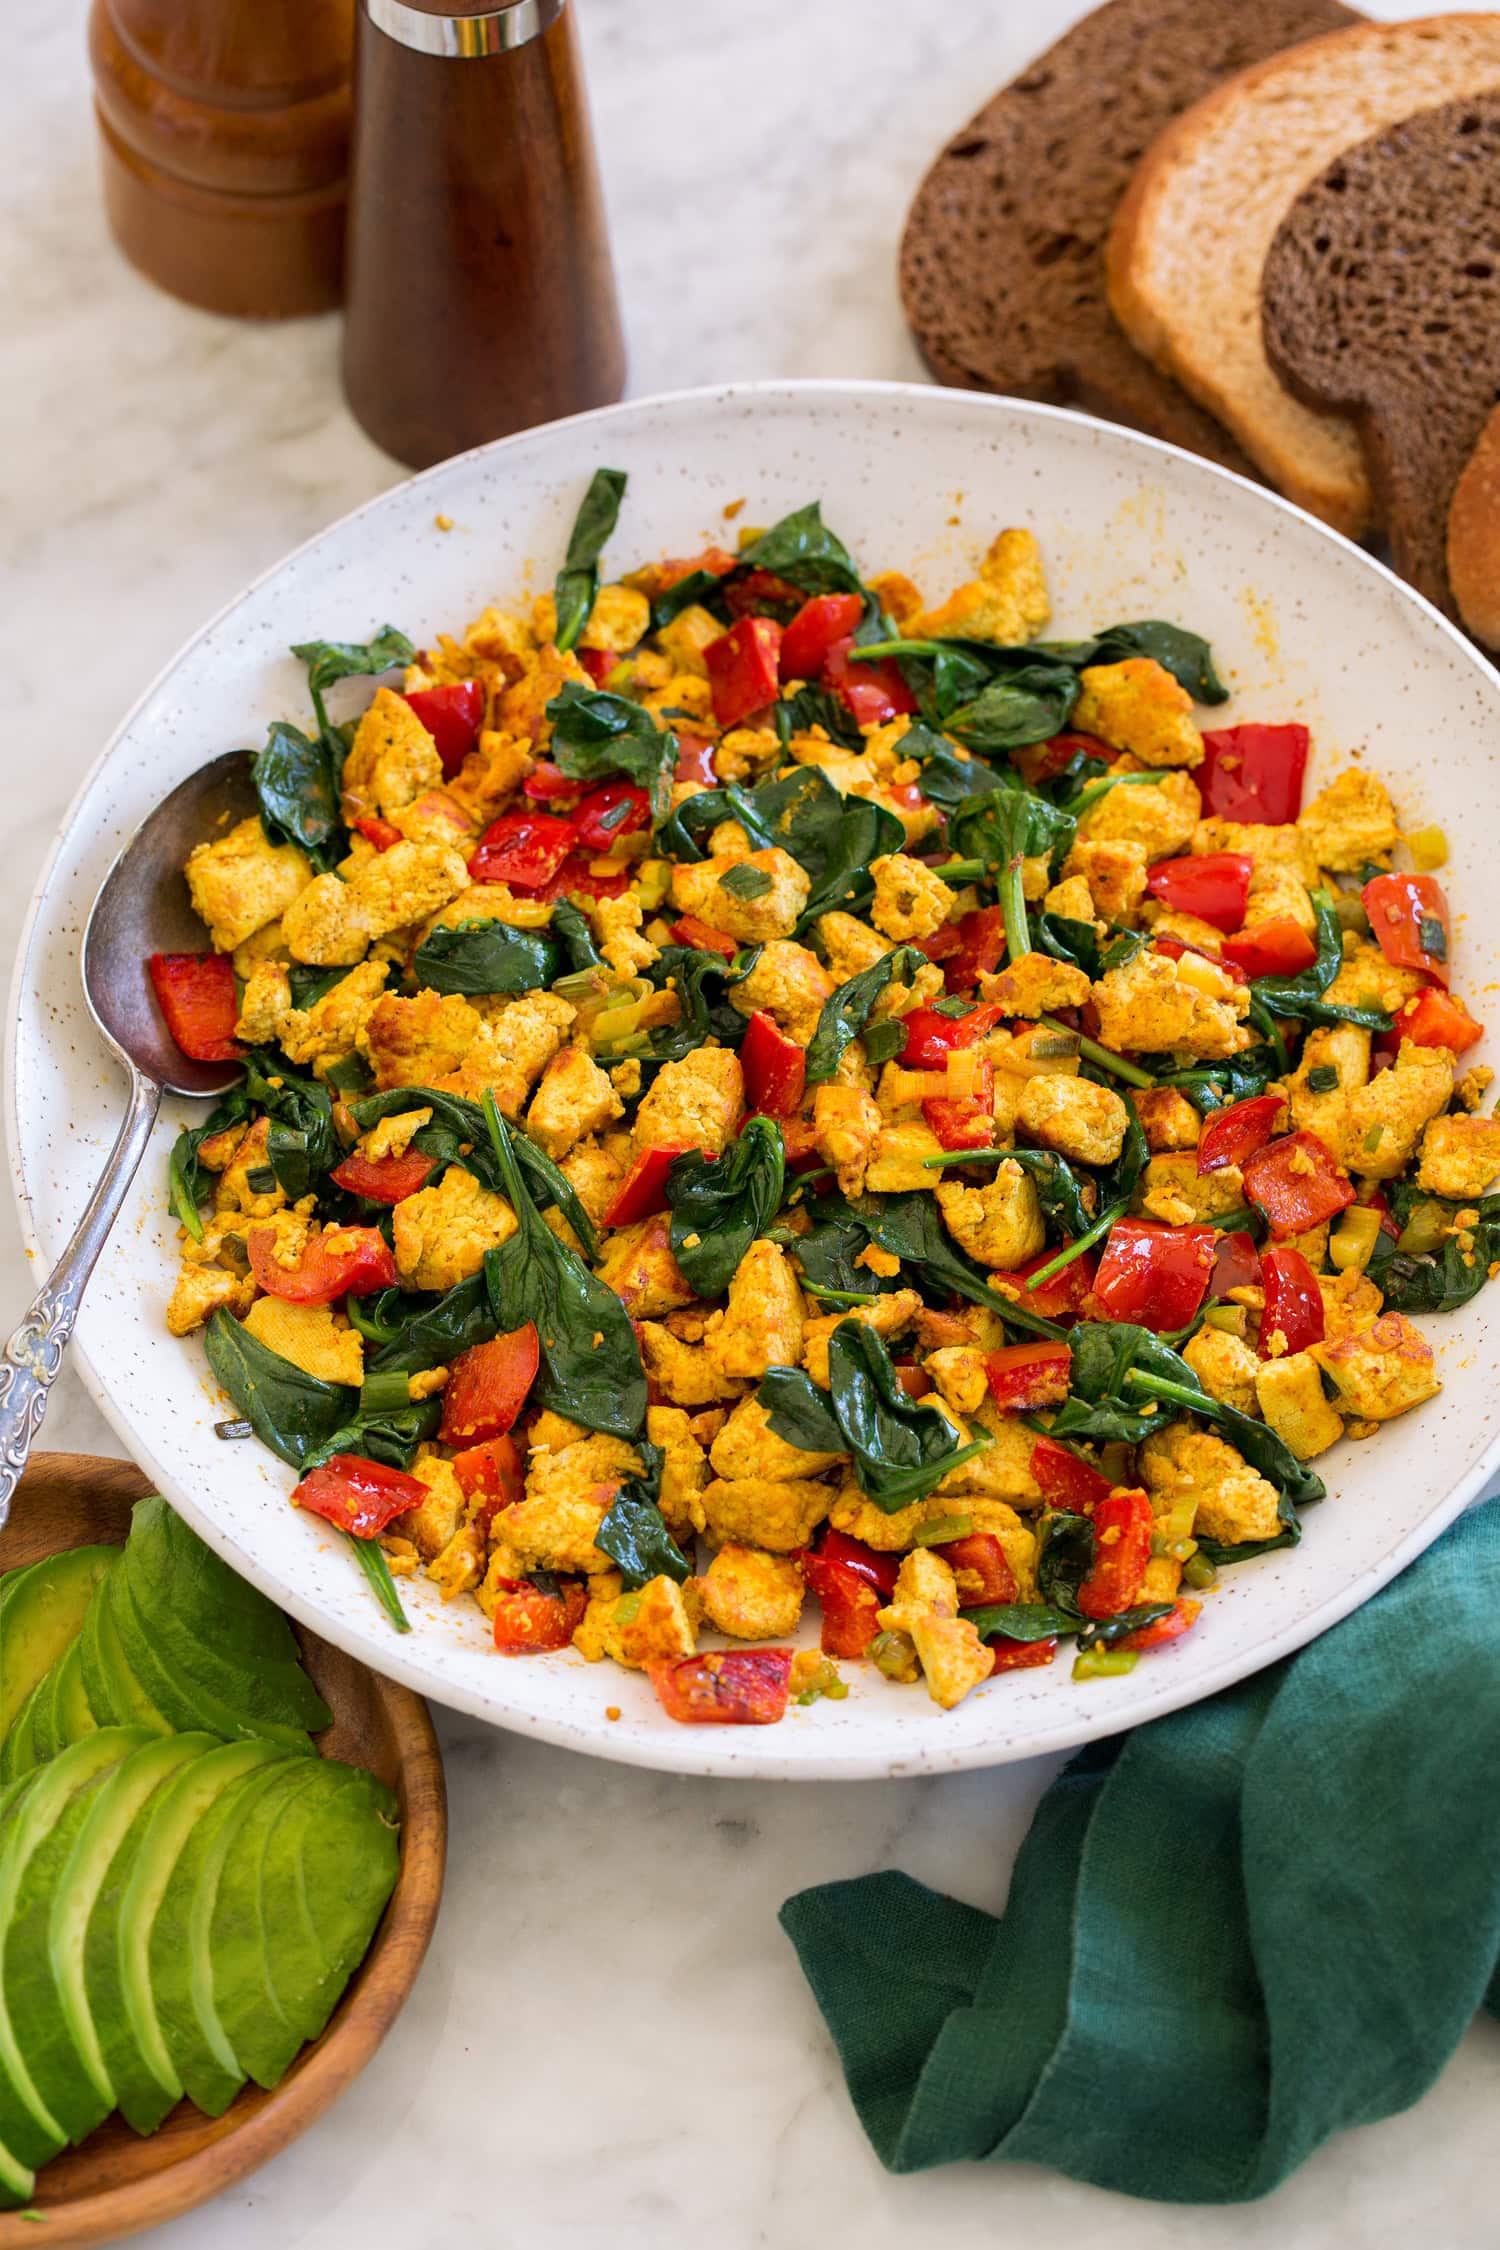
[0,753,257,1526]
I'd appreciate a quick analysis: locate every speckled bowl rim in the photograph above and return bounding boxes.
[9,379,1500,1779]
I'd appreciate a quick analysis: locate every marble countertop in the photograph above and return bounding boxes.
[7,0,1499,2242]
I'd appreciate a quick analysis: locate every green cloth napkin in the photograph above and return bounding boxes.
[781,1496,1500,2202]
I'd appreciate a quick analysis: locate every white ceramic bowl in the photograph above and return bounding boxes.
[10,382,1500,1778]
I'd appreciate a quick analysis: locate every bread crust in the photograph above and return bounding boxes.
[1449,408,1500,650]
[1106,15,1500,538]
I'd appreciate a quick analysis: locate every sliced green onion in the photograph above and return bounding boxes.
[921,1146,1011,1168]
[347,1533,411,1632]
[1363,1122,1385,1155]
[169,1149,206,1243]
[553,965,610,1005]
[913,1513,973,1547]
[323,1053,374,1096]
[934,858,991,885]
[1395,1200,1449,1258]
[1072,1646,1138,1681]
[801,1282,879,1306]
[1067,771,1169,820]
[1204,1304,1247,1335]
[1330,1204,1383,1273]
[869,1628,916,1681]
[214,1419,254,1441]
[1183,1553,1218,1590]
[360,1369,413,1416]
[1030,1029,1081,1059]
[1038,1017,1155,1090]
[999,851,1030,966]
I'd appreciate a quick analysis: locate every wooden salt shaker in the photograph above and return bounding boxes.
[88,0,354,319]
[341,0,625,468]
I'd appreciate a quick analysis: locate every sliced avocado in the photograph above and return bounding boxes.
[77,1574,173,1737]
[81,1731,220,2134]
[0,2131,34,2214]
[0,1545,115,1742]
[0,1736,139,2166]
[3,1730,146,2145]
[91,1739,281,2134]
[110,1569,314,1758]
[30,1638,95,1769]
[0,1676,47,1785]
[262,1762,400,2046]
[121,1501,331,1734]
[209,1762,326,2091]
[49,1734,211,2124]
[148,1748,298,2117]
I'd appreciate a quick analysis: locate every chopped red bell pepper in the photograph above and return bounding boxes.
[146,952,243,1064]
[815,1530,900,1597]
[741,1009,805,1117]
[1196,1092,1286,1175]
[539,852,631,903]
[668,915,739,960]
[1030,1436,1111,1513]
[247,1225,397,1305]
[822,635,918,728]
[751,1111,820,1169]
[1118,1597,1202,1651]
[352,814,402,852]
[939,1531,1019,1608]
[403,680,485,778]
[1154,934,1248,985]
[1221,918,1318,979]
[1091,1218,1217,1331]
[991,1246,1097,1323]
[943,904,1008,994]
[657,546,738,591]
[492,1578,588,1654]
[893,1362,933,1400]
[673,733,719,787]
[914,923,963,967]
[1362,872,1451,988]
[1395,987,1484,1055]
[1197,723,1309,826]
[1011,732,1119,786]
[293,1453,425,1539]
[647,1648,794,1724]
[780,593,866,681]
[705,617,783,729]
[800,1553,884,1658]
[1077,1487,1153,1620]
[1143,851,1253,933]
[896,1000,1006,1068]
[468,809,577,889]
[577,647,616,686]
[452,1433,524,1530]
[922,1053,996,1151]
[571,779,652,851]
[724,568,805,619]
[885,780,928,824]
[329,1148,436,1204]
[1242,1130,1354,1236]
[984,1340,1073,1412]
[523,761,581,802]
[988,1634,1059,1673]
[603,1145,694,1229]
[1258,1246,1325,1358]
[439,1324,540,1444]
[1209,1230,1262,1299]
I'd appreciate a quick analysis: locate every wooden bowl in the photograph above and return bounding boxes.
[0,1453,446,2248]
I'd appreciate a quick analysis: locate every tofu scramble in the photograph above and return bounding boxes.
[157,474,1499,1727]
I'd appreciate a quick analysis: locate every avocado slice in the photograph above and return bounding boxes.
[2,1730,147,2145]
[0,1735,140,2166]
[121,1501,331,1735]
[0,1546,115,1743]
[77,1574,173,1737]
[27,1639,97,1771]
[109,1569,315,1758]
[261,1762,400,2046]
[87,1738,282,2134]
[209,1762,326,2091]
[0,2132,34,2215]
[47,1734,211,2126]
[147,1748,299,2117]
[0,1677,47,1785]
[81,1731,220,2134]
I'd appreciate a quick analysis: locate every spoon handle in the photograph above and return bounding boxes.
[0,1070,162,1530]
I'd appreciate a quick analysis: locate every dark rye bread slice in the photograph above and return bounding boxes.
[1262,92,1500,621]
[899,0,1359,469]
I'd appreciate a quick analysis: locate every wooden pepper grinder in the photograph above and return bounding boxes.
[340,0,626,468]
[88,0,354,319]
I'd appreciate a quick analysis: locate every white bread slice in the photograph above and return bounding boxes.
[1106,15,1500,538]
[1448,404,1500,648]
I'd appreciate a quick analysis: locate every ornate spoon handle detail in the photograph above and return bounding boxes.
[0,1069,161,1530]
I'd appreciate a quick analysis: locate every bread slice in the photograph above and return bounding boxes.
[1107,14,1500,538]
[1262,93,1500,623]
[898,0,1358,472]
[1449,406,1500,648]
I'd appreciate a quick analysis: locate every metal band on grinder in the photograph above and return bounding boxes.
[364,0,564,56]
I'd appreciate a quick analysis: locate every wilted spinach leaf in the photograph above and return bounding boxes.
[966,1601,1078,1643]
[303,1398,442,1474]
[1035,911,1102,980]
[1034,1509,1096,1619]
[942,663,1081,754]
[843,1190,1068,1340]
[1048,622,1228,704]
[735,502,864,598]
[805,945,925,1083]
[827,1322,990,1510]
[1005,1148,1094,1240]
[241,1052,337,1200]
[596,1442,690,1587]
[893,721,1005,809]
[552,896,603,971]
[1367,1186,1500,1317]
[204,1310,353,1469]
[757,1365,847,1455]
[665,1116,786,1297]
[948,783,1076,870]
[412,919,562,996]
[252,719,343,871]
[366,1273,500,1376]
[640,946,747,1066]
[774,685,864,751]
[1158,1044,1285,1114]
[1251,893,1391,1031]
[553,467,627,653]
[167,1082,252,1241]
[546,681,677,818]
